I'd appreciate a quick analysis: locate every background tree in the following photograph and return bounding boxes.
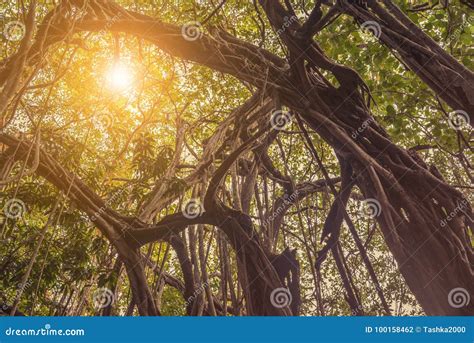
[0,0,472,316]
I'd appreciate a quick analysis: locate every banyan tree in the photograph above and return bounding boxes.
[0,0,472,316]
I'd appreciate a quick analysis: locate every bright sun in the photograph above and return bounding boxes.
[105,63,134,92]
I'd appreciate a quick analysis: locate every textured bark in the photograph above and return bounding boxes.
[339,0,474,126]
[1,0,472,316]
[258,0,473,315]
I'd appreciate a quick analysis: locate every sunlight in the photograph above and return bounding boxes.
[4,0,472,324]
[105,63,134,92]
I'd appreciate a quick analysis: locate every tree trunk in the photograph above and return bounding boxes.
[259,0,474,315]
[340,0,474,126]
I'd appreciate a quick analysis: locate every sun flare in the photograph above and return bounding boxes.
[3,0,472,322]
[105,63,134,92]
